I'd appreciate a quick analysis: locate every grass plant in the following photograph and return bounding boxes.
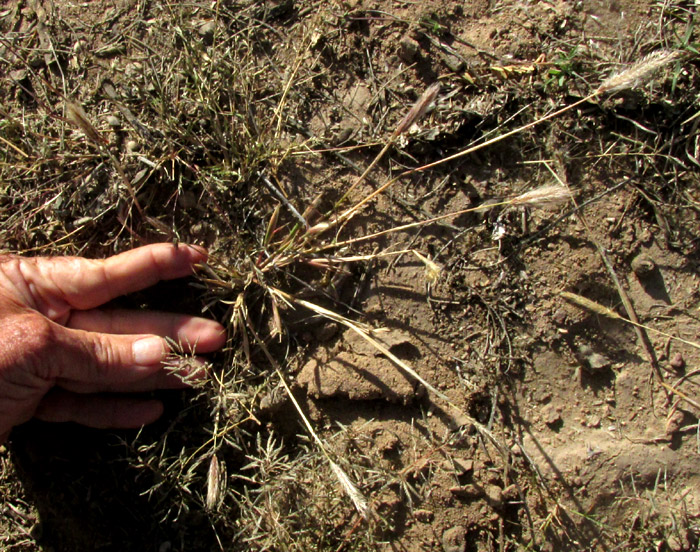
[0,1,698,550]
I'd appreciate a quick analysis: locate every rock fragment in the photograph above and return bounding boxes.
[442,525,466,552]
[443,53,464,72]
[577,345,611,371]
[399,36,420,63]
[669,352,685,372]
[631,254,655,277]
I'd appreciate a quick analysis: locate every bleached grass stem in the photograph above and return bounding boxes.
[322,50,682,235]
[336,83,440,206]
[561,291,700,350]
[242,310,370,520]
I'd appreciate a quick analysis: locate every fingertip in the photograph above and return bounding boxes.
[127,399,164,427]
[202,321,227,351]
[132,336,167,365]
[175,318,227,353]
[139,242,208,272]
[176,243,208,264]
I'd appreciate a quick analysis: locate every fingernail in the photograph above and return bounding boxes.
[132,337,166,365]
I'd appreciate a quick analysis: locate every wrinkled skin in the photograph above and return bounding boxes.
[0,243,226,442]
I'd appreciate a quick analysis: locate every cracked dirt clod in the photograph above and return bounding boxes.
[399,35,420,63]
[297,329,418,403]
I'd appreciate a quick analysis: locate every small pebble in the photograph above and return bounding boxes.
[106,115,121,128]
[552,309,568,326]
[449,484,482,499]
[484,484,504,509]
[501,484,519,501]
[631,254,655,277]
[542,404,562,427]
[443,53,464,72]
[665,409,685,435]
[669,352,685,372]
[126,140,139,152]
[578,345,611,370]
[450,457,474,476]
[399,36,419,63]
[198,20,217,43]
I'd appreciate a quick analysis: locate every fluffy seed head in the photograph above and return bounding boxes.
[596,50,681,95]
[330,461,369,519]
[511,185,572,209]
[413,250,442,283]
[206,454,225,511]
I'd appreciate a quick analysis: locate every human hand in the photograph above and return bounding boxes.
[0,243,226,442]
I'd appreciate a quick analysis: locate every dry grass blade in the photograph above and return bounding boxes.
[560,291,700,350]
[0,135,29,158]
[659,382,700,411]
[544,161,663,385]
[269,288,508,456]
[596,50,681,95]
[272,289,450,402]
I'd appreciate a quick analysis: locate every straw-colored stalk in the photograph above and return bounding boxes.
[336,83,440,205]
[241,306,371,520]
[561,291,700,350]
[326,50,682,230]
[269,287,508,456]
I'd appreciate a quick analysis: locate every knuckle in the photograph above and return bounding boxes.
[0,313,57,380]
[85,332,118,368]
[82,332,132,377]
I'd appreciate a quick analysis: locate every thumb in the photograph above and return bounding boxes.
[50,324,170,389]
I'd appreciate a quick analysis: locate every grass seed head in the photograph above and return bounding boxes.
[596,49,681,95]
[396,83,440,135]
[330,461,369,520]
[206,454,225,512]
[65,101,103,144]
[413,250,442,283]
[511,185,572,209]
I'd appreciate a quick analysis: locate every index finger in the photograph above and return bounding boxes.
[40,243,207,310]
